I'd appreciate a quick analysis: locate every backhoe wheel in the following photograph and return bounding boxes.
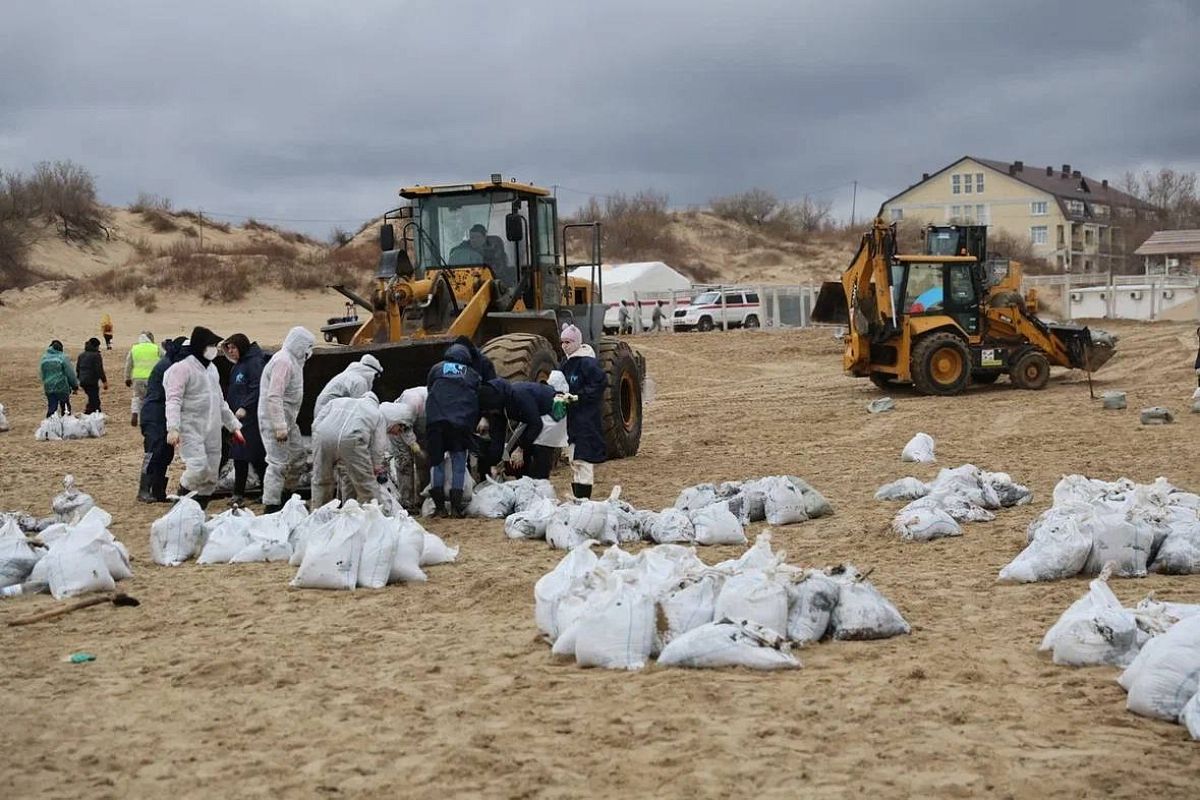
[596,336,643,459]
[911,332,970,396]
[1010,350,1050,390]
[971,371,1001,385]
[480,333,559,382]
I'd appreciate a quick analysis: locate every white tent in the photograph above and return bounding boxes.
[569,261,692,331]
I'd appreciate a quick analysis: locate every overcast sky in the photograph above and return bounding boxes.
[2,0,1196,235]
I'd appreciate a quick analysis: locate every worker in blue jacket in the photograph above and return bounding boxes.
[558,324,607,499]
[479,377,559,478]
[425,342,481,516]
[138,336,188,502]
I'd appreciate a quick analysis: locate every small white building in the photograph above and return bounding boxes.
[1067,282,1199,321]
[569,261,692,331]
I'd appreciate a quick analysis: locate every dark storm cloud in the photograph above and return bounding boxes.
[1,0,1196,233]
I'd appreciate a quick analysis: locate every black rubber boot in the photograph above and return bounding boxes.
[152,476,169,502]
[450,488,467,518]
[136,474,155,503]
[429,488,447,517]
[263,503,282,514]
[130,413,138,427]
[194,495,211,510]
[571,482,594,500]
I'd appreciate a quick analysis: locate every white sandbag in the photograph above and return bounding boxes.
[901,432,936,463]
[545,501,609,550]
[534,543,598,641]
[763,477,809,526]
[646,508,695,544]
[230,512,294,563]
[1123,615,1200,721]
[674,484,720,512]
[981,471,1034,508]
[81,411,106,438]
[291,514,365,591]
[998,515,1092,582]
[1040,571,1140,666]
[690,503,747,547]
[1140,406,1174,425]
[787,476,834,519]
[357,505,400,589]
[51,475,94,523]
[718,532,784,574]
[713,571,788,635]
[288,500,341,565]
[420,531,458,566]
[600,491,641,544]
[0,521,40,589]
[1150,516,1200,575]
[891,504,962,541]
[389,516,427,583]
[508,477,558,512]
[830,578,910,640]
[786,571,840,643]
[875,477,930,502]
[504,496,558,540]
[467,477,516,519]
[41,524,117,599]
[197,512,254,564]
[658,619,800,670]
[279,494,309,533]
[1081,511,1152,578]
[59,414,89,439]
[0,403,9,432]
[1102,390,1127,410]
[1181,692,1200,740]
[658,575,719,643]
[867,397,895,414]
[149,497,206,566]
[573,579,656,670]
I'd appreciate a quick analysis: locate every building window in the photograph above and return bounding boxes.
[964,176,973,194]
[1093,204,1110,218]
[1030,226,1048,245]
[1031,201,1048,216]
[951,175,961,194]
[1057,225,1065,245]
[1066,200,1084,215]
[1085,229,1094,245]
[976,173,984,193]
[975,204,986,223]
[950,205,961,221]
[889,208,903,221]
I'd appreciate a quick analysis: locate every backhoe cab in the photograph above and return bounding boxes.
[305,176,645,460]
[812,218,1115,396]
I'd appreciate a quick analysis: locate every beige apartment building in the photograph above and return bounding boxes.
[880,156,1155,272]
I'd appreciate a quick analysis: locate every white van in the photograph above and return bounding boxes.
[672,289,764,331]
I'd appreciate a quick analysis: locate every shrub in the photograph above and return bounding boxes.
[130,192,173,213]
[710,188,779,226]
[566,189,690,265]
[244,217,276,233]
[142,208,179,232]
[133,288,158,312]
[27,160,110,241]
[181,225,198,239]
[329,226,353,247]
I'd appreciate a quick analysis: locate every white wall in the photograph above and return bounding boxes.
[1069,284,1198,320]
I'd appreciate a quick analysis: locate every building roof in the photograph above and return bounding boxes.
[882,156,1157,220]
[1134,229,1200,256]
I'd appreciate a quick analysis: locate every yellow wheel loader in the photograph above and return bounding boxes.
[303,176,644,458]
[811,218,1116,395]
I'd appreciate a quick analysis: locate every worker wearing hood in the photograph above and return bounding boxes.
[389,386,428,511]
[558,324,607,499]
[258,326,316,512]
[425,343,481,516]
[164,326,244,506]
[311,392,406,509]
[124,331,161,427]
[312,354,384,420]
[479,376,560,478]
[139,337,187,502]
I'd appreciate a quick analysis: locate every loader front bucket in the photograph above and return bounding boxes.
[299,338,455,433]
[1048,324,1118,372]
[811,281,849,325]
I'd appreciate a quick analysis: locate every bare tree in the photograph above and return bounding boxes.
[1121,168,1200,228]
[710,188,779,226]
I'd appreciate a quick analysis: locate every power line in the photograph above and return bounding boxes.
[198,210,368,224]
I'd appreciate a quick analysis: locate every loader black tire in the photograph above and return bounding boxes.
[1010,350,1050,390]
[481,333,559,382]
[911,332,970,396]
[596,336,643,459]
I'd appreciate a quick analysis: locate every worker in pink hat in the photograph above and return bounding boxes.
[558,323,607,499]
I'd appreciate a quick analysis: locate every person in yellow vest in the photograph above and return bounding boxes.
[124,331,162,427]
[100,313,115,350]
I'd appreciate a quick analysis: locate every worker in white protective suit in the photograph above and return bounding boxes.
[389,388,428,511]
[164,326,244,508]
[310,394,408,508]
[311,354,384,420]
[258,326,316,513]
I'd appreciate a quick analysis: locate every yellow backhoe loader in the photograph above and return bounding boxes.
[811,218,1116,395]
[303,175,644,457]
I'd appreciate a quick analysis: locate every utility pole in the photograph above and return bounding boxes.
[198,207,203,252]
[850,180,858,227]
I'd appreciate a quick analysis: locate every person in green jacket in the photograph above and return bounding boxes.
[40,340,79,417]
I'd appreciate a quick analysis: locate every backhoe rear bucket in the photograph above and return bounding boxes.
[299,339,455,433]
[811,281,849,325]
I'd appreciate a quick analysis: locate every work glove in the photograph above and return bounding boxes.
[125,379,132,388]
[231,430,246,446]
[102,382,109,391]
[166,430,180,446]
[235,408,246,420]
[509,447,525,471]
[274,428,289,442]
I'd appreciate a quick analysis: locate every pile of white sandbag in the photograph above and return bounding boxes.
[507,475,833,551]
[146,494,458,591]
[2,506,132,599]
[34,411,106,441]
[999,475,1200,582]
[1046,572,1200,740]
[877,465,1033,542]
[536,533,909,671]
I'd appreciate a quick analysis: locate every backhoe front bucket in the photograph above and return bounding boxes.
[299,339,456,433]
[1048,324,1118,372]
[811,281,849,325]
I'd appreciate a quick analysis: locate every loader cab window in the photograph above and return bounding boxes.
[902,263,945,314]
[416,192,521,288]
